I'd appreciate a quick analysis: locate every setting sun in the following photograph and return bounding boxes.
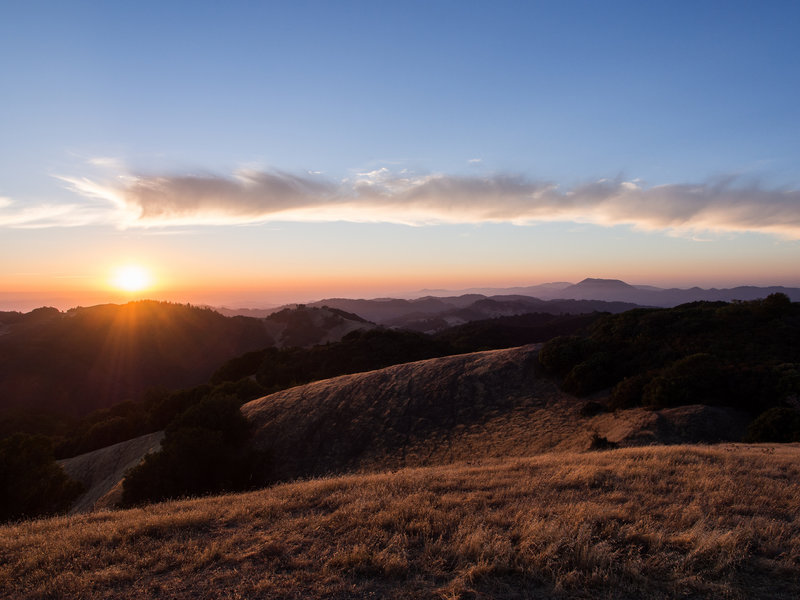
[111,265,153,293]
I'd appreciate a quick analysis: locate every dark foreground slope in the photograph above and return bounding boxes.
[3,445,798,600]
[243,345,750,482]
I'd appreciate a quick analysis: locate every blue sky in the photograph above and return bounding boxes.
[2,1,799,309]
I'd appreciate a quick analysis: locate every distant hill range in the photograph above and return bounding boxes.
[218,278,800,332]
[251,295,639,333]
[420,278,800,307]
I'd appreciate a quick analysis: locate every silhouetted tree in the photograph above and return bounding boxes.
[121,395,270,506]
[0,434,83,522]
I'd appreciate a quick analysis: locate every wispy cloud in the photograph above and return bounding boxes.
[1,167,799,238]
[0,194,113,229]
[87,156,126,170]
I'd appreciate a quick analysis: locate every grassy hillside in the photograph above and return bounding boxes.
[44,345,749,515]
[242,345,750,484]
[59,432,164,513]
[2,445,798,599]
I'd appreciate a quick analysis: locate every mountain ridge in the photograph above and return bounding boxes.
[212,279,800,322]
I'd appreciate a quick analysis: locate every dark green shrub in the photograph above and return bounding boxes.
[122,427,238,504]
[744,407,800,443]
[0,434,83,522]
[563,352,616,396]
[121,395,270,506]
[538,297,800,416]
[580,401,607,417]
[168,395,250,445]
[588,433,618,450]
[774,363,800,398]
[609,374,649,410]
[538,336,594,378]
[760,292,792,318]
[212,350,269,384]
[642,354,725,409]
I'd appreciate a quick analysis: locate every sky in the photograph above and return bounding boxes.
[2,1,799,311]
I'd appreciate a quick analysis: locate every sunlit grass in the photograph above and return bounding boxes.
[2,444,799,599]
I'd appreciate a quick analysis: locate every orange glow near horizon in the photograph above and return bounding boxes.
[2,257,799,314]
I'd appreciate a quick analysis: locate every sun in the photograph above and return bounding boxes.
[111,265,153,293]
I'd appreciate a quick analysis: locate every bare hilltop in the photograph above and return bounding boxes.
[243,344,750,482]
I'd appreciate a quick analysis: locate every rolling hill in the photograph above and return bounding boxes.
[54,343,751,517]
[3,326,798,598]
[242,345,750,483]
[3,444,798,599]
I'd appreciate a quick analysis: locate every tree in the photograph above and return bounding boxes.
[0,434,83,522]
[121,395,270,506]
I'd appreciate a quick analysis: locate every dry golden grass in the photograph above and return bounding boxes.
[59,431,165,513]
[2,444,798,599]
[242,345,749,484]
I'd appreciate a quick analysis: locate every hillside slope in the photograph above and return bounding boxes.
[3,445,798,599]
[59,431,164,514]
[243,345,749,482]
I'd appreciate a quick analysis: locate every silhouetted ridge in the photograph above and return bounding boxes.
[0,301,273,418]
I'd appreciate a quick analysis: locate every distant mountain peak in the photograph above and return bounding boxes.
[570,278,637,290]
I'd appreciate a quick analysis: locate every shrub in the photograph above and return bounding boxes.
[744,407,800,443]
[562,352,617,396]
[539,297,800,416]
[168,395,250,444]
[538,336,594,378]
[122,427,231,504]
[121,396,271,506]
[587,433,618,450]
[212,351,269,384]
[760,292,792,318]
[609,374,649,410]
[642,354,725,409]
[580,401,607,417]
[0,434,83,522]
